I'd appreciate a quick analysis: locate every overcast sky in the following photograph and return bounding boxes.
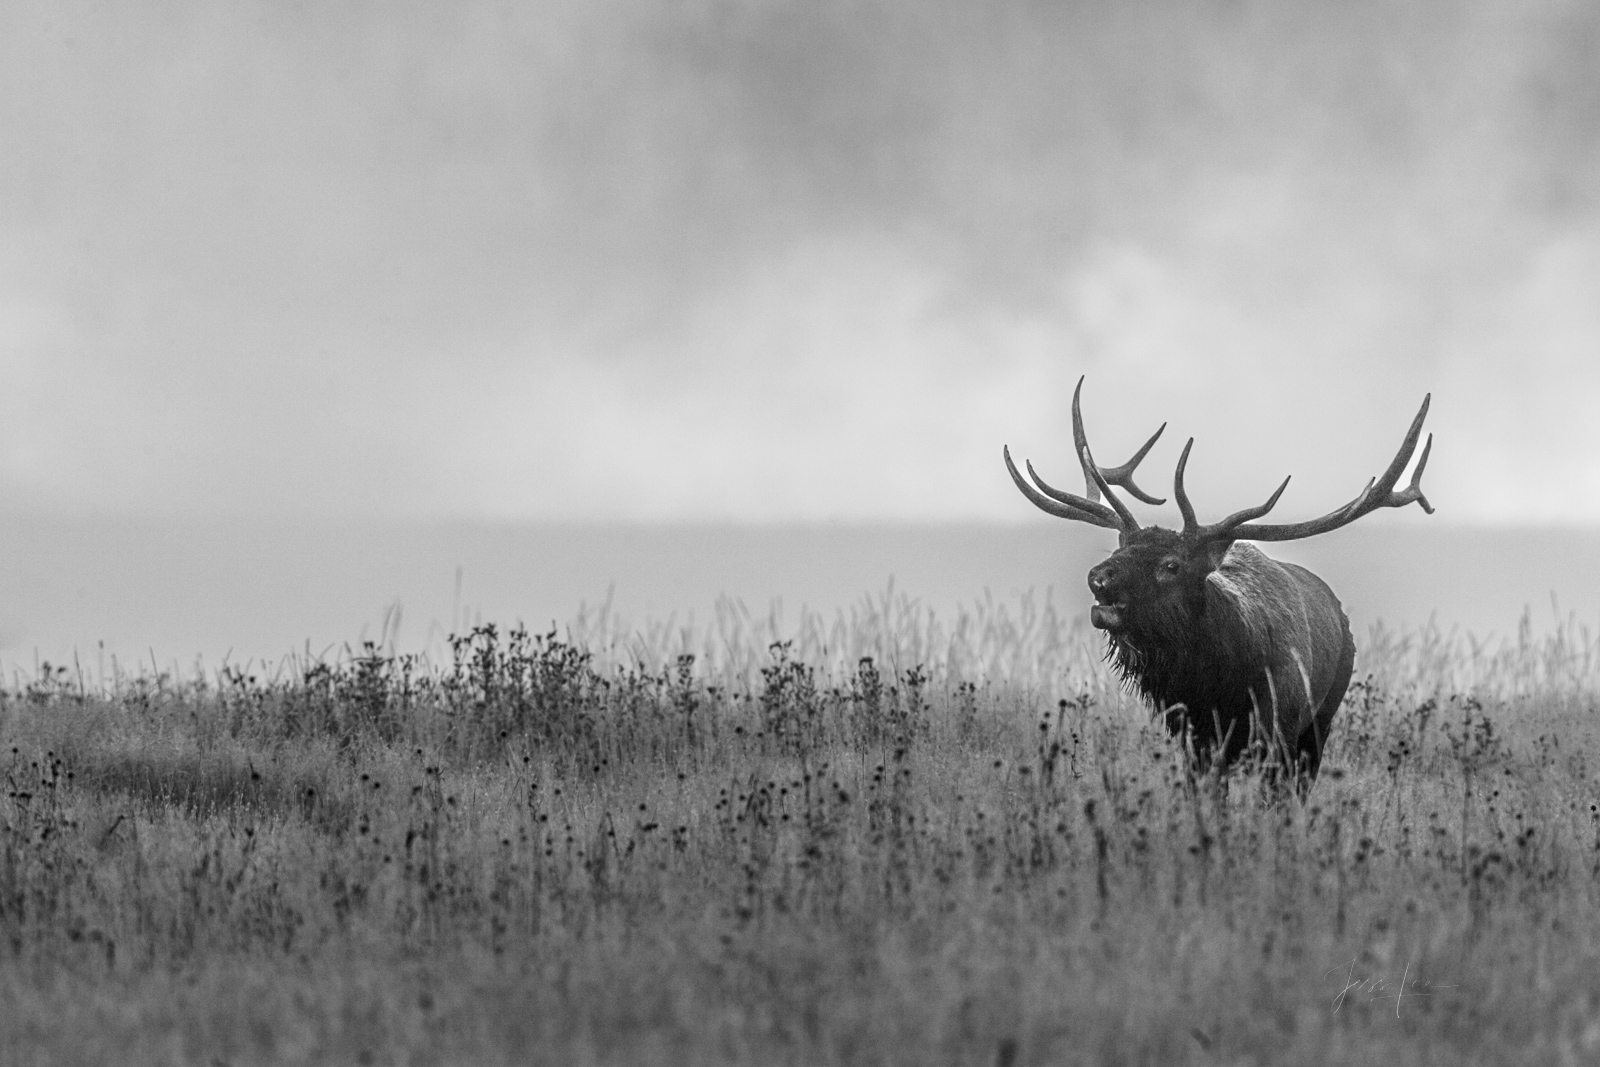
[3,0,1597,525]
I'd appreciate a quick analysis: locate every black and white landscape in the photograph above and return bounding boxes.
[3,3,1599,1064]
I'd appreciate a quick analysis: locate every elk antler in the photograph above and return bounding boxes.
[1177,394,1434,544]
[1003,377,1166,534]
[1068,378,1167,508]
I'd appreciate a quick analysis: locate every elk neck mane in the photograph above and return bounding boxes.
[1105,541,1292,715]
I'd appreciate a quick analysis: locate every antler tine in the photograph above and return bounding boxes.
[1017,455,1120,527]
[1074,428,1142,532]
[1099,423,1169,505]
[1173,438,1199,534]
[1176,431,1291,541]
[1223,394,1435,543]
[1401,435,1435,514]
[1069,377,1099,502]
[1371,394,1430,499]
[1202,476,1292,540]
[1002,446,1122,530]
[1070,377,1167,507]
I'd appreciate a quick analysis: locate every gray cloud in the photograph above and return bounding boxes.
[2,0,1597,520]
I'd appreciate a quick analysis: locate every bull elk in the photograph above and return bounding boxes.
[1004,378,1433,791]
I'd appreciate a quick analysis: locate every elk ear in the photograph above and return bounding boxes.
[1202,539,1234,572]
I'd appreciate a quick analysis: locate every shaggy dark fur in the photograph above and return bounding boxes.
[1089,528,1355,787]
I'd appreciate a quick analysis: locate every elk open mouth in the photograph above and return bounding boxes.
[1090,603,1127,632]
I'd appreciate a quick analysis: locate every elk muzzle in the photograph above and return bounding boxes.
[1087,560,1128,632]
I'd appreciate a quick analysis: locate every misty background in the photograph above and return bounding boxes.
[2,0,1598,669]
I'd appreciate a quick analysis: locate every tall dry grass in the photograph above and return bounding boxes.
[1,590,1598,1065]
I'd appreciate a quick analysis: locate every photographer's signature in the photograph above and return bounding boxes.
[1327,959,1458,1017]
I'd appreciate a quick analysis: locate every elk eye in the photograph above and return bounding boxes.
[1162,560,1181,574]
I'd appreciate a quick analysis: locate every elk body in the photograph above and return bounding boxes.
[1004,380,1434,789]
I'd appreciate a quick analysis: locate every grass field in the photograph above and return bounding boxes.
[2,590,1598,1066]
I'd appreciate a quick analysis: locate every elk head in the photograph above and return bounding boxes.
[1003,378,1433,647]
